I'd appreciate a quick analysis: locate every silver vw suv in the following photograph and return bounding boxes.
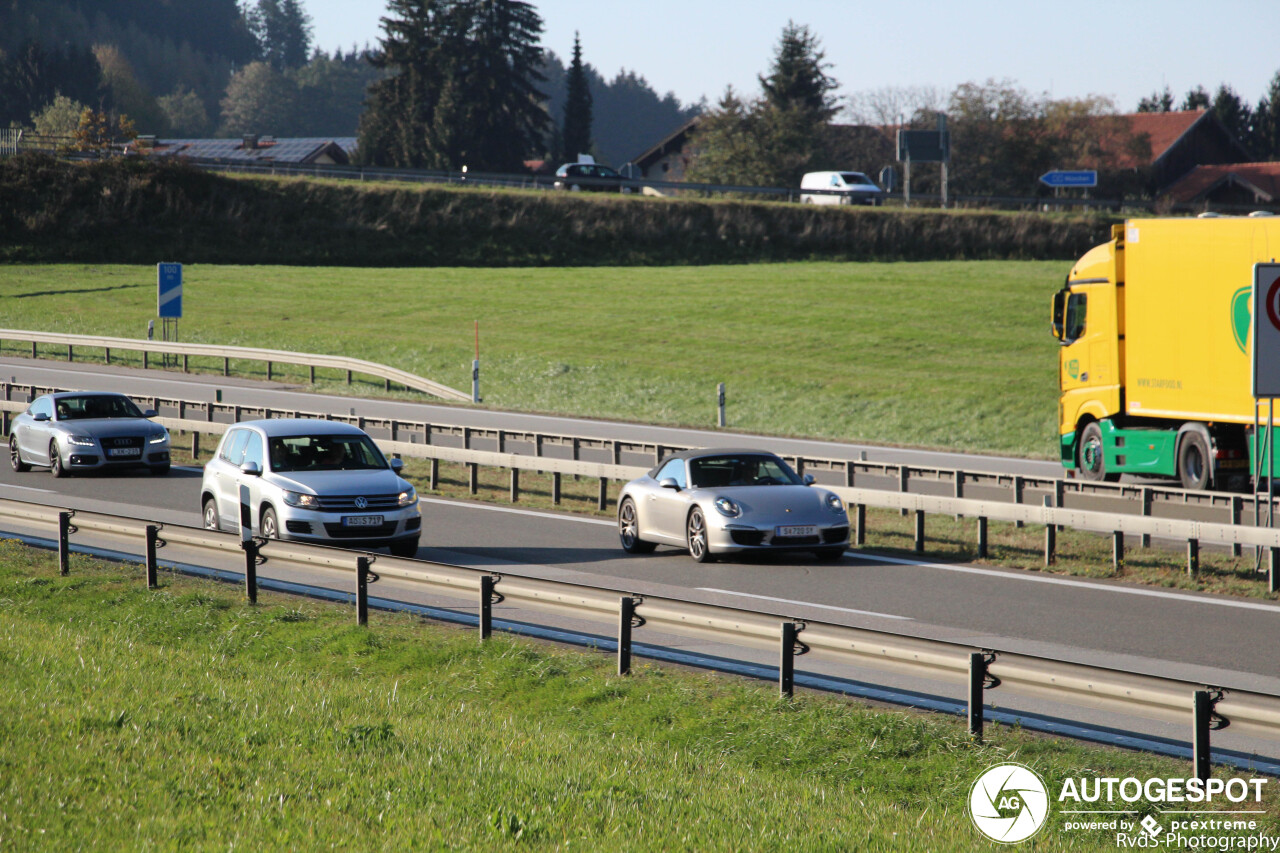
[200,419,421,557]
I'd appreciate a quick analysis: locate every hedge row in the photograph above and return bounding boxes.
[1,153,1115,265]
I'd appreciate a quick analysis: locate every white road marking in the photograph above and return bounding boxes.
[696,587,913,620]
[0,484,55,494]
[846,551,1280,613]
[417,496,615,526]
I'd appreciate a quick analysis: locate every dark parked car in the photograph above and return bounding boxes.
[553,162,633,193]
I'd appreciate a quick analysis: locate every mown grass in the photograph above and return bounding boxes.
[0,539,1274,850]
[0,260,1064,457]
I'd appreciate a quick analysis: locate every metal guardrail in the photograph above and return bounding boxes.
[3,380,1280,575]
[0,493,1274,776]
[0,329,471,402]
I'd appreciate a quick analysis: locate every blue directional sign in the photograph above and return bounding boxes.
[157,262,182,318]
[1040,170,1098,188]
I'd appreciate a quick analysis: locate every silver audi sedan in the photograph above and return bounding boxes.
[200,419,421,557]
[616,448,849,563]
[9,392,171,477]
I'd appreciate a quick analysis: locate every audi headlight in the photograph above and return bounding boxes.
[714,497,741,518]
[148,428,169,444]
[825,493,845,514]
[282,491,320,509]
[398,486,417,507]
[64,434,94,447]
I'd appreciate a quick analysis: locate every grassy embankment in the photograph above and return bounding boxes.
[0,540,1274,850]
[0,261,1063,457]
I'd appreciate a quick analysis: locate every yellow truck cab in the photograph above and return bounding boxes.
[1053,216,1280,490]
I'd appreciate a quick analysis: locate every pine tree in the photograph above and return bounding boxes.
[1211,84,1252,146]
[758,21,838,121]
[1181,86,1210,111]
[560,32,592,161]
[1136,86,1173,113]
[1253,71,1280,160]
[463,0,548,172]
[248,0,313,70]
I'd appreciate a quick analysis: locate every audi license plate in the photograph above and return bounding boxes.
[776,525,817,537]
[342,515,384,527]
[108,447,141,457]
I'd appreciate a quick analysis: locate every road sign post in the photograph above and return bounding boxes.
[157,263,182,358]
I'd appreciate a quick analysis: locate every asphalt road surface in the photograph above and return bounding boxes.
[4,356,1279,761]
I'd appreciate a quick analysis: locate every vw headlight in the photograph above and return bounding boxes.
[282,491,320,509]
[825,493,845,514]
[713,497,741,518]
[148,428,169,444]
[64,434,94,447]
[398,486,417,507]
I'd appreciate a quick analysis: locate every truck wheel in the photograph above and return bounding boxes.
[1077,422,1120,482]
[1178,431,1212,491]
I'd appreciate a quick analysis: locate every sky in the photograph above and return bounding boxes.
[305,0,1280,116]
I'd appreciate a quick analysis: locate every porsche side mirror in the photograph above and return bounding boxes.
[803,474,815,485]
[659,477,680,490]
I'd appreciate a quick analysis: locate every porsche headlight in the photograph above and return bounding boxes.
[398,486,417,507]
[64,434,94,447]
[825,493,845,514]
[714,497,741,518]
[283,491,321,509]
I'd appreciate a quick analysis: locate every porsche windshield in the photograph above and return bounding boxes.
[267,435,387,472]
[688,454,803,488]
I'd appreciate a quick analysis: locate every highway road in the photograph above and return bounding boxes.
[4,356,1280,761]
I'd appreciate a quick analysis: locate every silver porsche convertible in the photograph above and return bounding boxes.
[9,392,171,477]
[616,448,849,563]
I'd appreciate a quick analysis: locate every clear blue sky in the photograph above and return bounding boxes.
[305,0,1280,114]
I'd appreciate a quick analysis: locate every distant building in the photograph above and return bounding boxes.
[1161,162,1280,207]
[133,135,357,165]
[630,117,701,182]
[1098,110,1251,193]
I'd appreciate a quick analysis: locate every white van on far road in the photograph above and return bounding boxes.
[800,171,884,206]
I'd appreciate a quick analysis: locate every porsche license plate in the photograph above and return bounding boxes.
[342,515,384,527]
[776,525,817,537]
[108,447,141,457]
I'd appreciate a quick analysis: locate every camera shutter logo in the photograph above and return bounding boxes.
[969,763,1050,843]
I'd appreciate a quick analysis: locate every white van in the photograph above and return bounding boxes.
[800,171,884,206]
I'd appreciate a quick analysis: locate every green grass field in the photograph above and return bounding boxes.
[1,540,1273,850]
[0,261,1064,458]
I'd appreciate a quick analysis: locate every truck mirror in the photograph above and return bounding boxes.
[1052,290,1065,340]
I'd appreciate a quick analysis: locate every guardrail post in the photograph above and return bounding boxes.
[845,461,855,488]
[429,458,439,491]
[977,516,988,559]
[182,354,188,373]
[309,365,315,384]
[1013,476,1024,528]
[968,652,986,741]
[145,525,160,588]
[1187,539,1200,576]
[618,596,638,676]
[345,369,351,385]
[479,575,495,641]
[30,341,35,358]
[57,511,73,575]
[242,538,259,604]
[468,463,478,494]
[1141,487,1153,548]
[1043,496,1056,566]
[267,361,272,381]
[1193,690,1212,782]
[104,346,111,364]
[1055,479,1066,531]
[1270,548,1280,594]
[780,622,797,698]
[510,468,519,503]
[898,466,909,517]
[356,556,370,626]
[954,472,964,520]
[67,344,73,362]
[1231,495,1243,558]
[913,509,925,554]
[142,350,148,370]
[552,472,562,505]
[854,504,866,546]
[223,357,230,376]
[598,478,609,511]
[1112,531,1124,572]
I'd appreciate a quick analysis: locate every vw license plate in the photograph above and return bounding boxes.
[108,447,141,457]
[342,515,384,527]
[776,525,817,537]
